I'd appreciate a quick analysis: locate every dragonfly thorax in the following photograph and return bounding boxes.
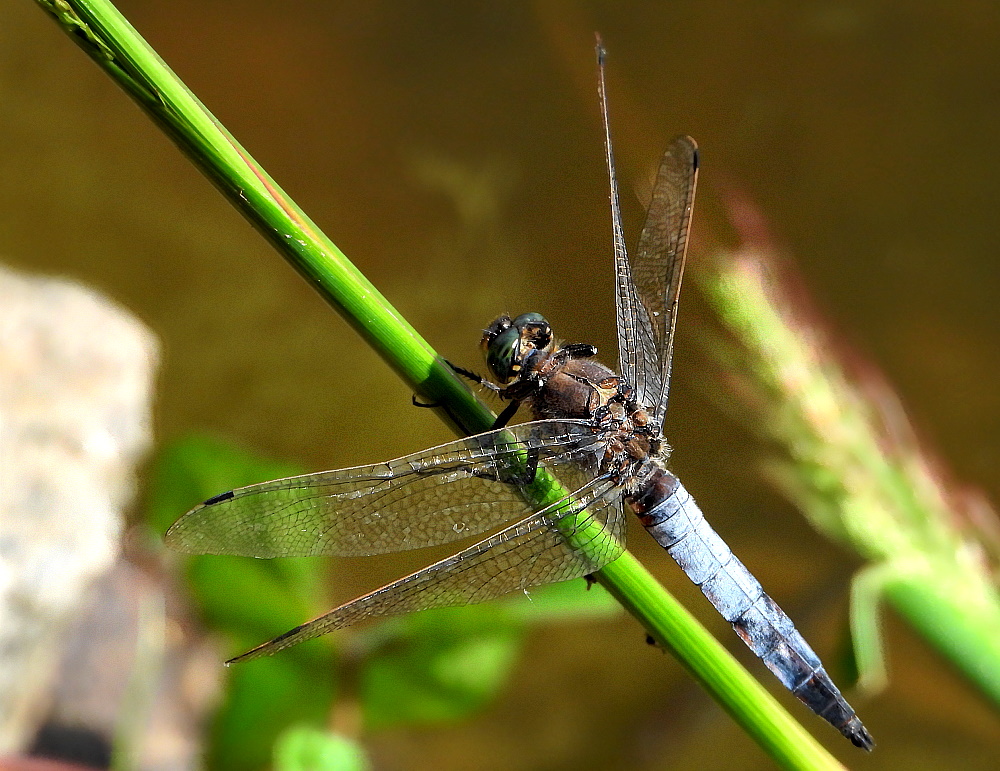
[482,311,665,468]
[526,357,618,420]
[591,380,667,490]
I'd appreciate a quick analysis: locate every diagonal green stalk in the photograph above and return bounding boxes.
[36,0,849,766]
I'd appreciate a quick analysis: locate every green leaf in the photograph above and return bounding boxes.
[360,604,524,730]
[148,435,338,771]
[273,727,370,771]
[208,655,337,771]
[185,553,329,648]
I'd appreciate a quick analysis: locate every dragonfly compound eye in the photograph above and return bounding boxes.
[485,323,522,383]
[511,312,551,345]
[481,314,513,348]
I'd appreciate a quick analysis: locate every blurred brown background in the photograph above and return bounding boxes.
[4,1,1000,768]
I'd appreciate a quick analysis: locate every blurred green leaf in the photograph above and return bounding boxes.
[360,604,524,730]
[149,435,338,771]
[150,435,624,763]
[186,553,329,646]
[210,655,337,771]
[274,727,371,771]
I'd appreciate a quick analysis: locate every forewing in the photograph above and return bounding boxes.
[595,45,655,402]
[165,419,604,558]
[627,136,699,421]
[227,474,625,662]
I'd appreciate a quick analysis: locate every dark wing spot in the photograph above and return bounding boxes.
[203,490,235,506]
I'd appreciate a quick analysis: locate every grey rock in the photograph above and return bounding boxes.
[0,266,158,752]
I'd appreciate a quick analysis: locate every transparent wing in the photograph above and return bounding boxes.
[597,50,698,420]
[595,45,641,390]
[228,474,625,663]
[627,136,699,422]
[165,419,605,558]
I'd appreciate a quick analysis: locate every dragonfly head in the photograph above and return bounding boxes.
[482,312,553,384]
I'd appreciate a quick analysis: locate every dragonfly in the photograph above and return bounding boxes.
[166,45,873,751]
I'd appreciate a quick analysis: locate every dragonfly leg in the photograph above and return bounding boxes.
[440,359,524,431]
[490,399,522,430]
[413,359,500,409]
[447,360,501,393]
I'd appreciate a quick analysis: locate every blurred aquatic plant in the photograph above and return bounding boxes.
[147,435,620,771]
[696,198,1000,708]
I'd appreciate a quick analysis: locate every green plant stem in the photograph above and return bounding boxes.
[598,553,842,768]
[36,0,847,766]
[884,568,1000,706]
